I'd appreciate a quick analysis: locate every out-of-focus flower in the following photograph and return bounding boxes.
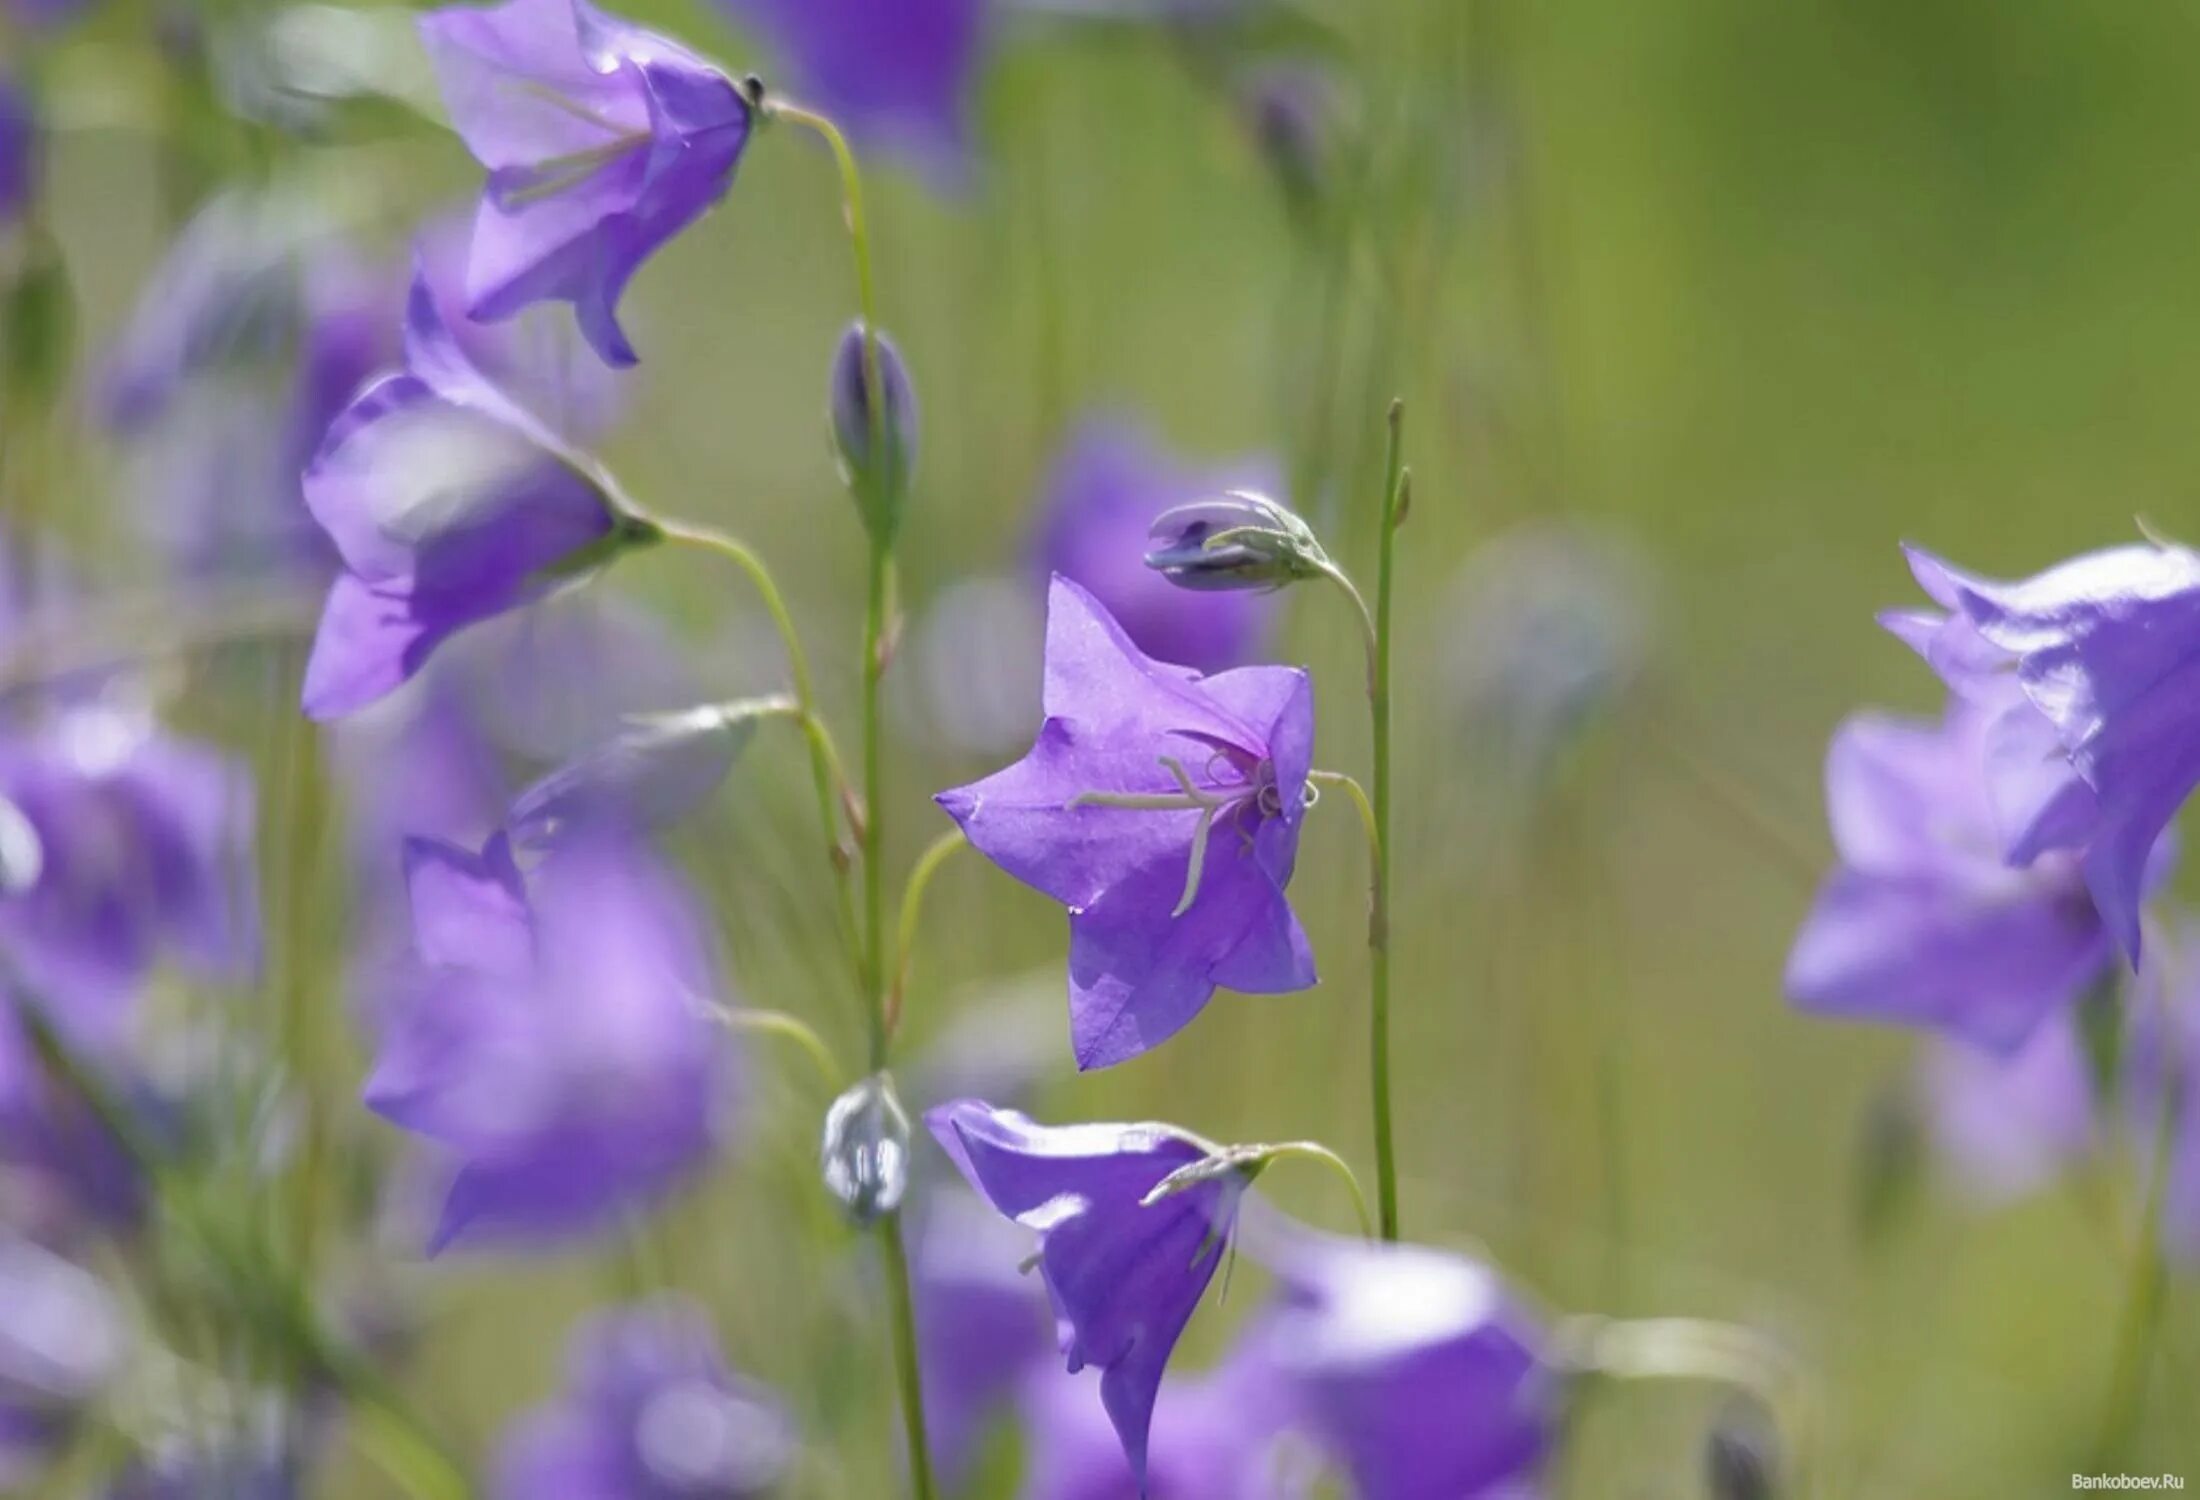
[1264,1228,1556,1500]
[0,707,256,1031]
[365,834,729,1252]
[0,1237,127,1490]
[1917,1012,2098,1206]
[506,697,782,853]
[0,78,35,229]
[1785,699,2131,1053]
[0,1007,151,1238]
[104,1392,306,1500]
[1890,542,2200,961]
[712,0,987,181]
[892,576,1044,757]
[1234,64,1338,221]
[925,1100,1248,1486]
[300,262,656,720]
[829,320,919,543]
[936,577,1315,1069]
[1033,418,1279,674]
[419,0,752,368]
[910,1190,1051,1485]
[493,1298,796,1499]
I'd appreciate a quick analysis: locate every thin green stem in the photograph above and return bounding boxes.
[1261,1142,1376,1240]
[2097,1076,2179,1461]
[878,1215,936,1500]
[1370,404,1409,1239]
[713,1008,843,1090]
[1308,770,1379,859]
[861,540,890,1064]
[891,829,969,1039]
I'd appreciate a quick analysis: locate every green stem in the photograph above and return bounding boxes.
[1308,770,1379,858]
[878,1215,936,1500]
[861,540,890,1064]
[891,829,969,1040]
[1369,404,1409,1239]
[1260,1141,1377,1240]
[713,1008,844,1090]
[2097,1076,2179,1461]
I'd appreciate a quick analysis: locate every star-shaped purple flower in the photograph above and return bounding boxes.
[936,576,1315,1069]
[925,1099,1248,1488]
[1889,541,2200,962]
[300,259,652,721]
[365,834,728,1253]
[420,0,752,367]
[1784,698,2131,1053]
[492,1298,796,1498]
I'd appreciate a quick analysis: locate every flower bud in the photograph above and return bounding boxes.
[829,320,918,544]
[1144,490,1329,593]
[505,696,787,853]
[819,1072,911,1227]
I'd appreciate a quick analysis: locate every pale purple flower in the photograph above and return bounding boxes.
[712,0,986,180]
[1264,1228,1556,1500]
[1785,698,2127,1053]
[300,260,652,721]
[493,1299,796,1499]
[420,0,752,368]
[104,1394,307,1500]
[0,78,34,228]
[1889,542,2200,961]
[1034,418,1279,674]
[925,1100,1247,1486]
[0,1006,151,1239]
[364,834,728,1253]
[0,1238,127,1491]
[1918,1013,2098,1206]
[936,576,1315,1069]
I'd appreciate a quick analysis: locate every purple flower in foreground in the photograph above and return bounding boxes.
[1889,542,2200,961]
[1785,699,2129,1053]
[926,1100,1247,1486]
[301,261,654,721]
[494,1299,796,1499]
[1034,419,1279,674]
[1265,1229,1556,1500]
[713,0,986,180]
[1918,1013,2098,1206]
[937,576,1315,1068]
[0,1238,127,1491]
[365,834,727,1252]
[0,78,35,228]
[420,0,752,368]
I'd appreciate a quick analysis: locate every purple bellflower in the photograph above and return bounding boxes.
[910,1190,1053,1484]
[0,1006,151,1239]
[300,260,655,721]
[494,1299,796,1499]
[925,1099,1250,1488]
[1264,1228,1556,1500]
[1888,541,2200,962]
[1918,1013,2098,1207]
[364,833,728,1253]
[1034,419,1280,674]
[936,576,1316,1069]
[419,0,752,368]
[1785,697,2131,1053]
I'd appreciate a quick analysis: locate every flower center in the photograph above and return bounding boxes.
[1069,754,1314,917]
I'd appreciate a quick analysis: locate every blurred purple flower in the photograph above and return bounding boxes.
[925,1099,1247,1487]
[0,707,256,1032]
[493,1298,796,1499]
[1264,1228,1555,1500]
[1890,542,2200,961]
[104,1394,306,1500]
[910,1190,1051,1484]
[1033,418,1279,674]
[0,78,34,228]
[0,1008,150,1239]
[713,0,986,181]
[300,261,653,721]
[365,834,729,1253]
[1785,699,2130,1053]
[420,0,752,368]
[0,1237,127,1491]
[1918,1013,2098,1206]
[936,576,1315,1068]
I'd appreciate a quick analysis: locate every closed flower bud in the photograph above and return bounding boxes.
[830,320,918,544]
[1144,490,1330,593]
[820,1072,912,1227]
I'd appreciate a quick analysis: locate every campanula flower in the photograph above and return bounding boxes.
[0,1006,151,1239]
[493,1299,796,1498]
[1033,418,1279,673]
[300,261,655,721]
[1890,541,2200,960]
[711,0,986,180]
[909,1190,1051,1484]
[1785,698,2130,1053]
[830,320,920,542]
[420,0,752,368]
[1144,492,1330,594]
[365,834,728,1252]
[925,1100,1249,1486]
[1917,1012,2098,1206]
[0,1237,126,1491]
[936,576,1315,1069]
[1263,1227,1556,1500]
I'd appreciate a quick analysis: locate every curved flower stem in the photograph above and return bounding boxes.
[1261,1142,1377,1240]
[2096,1079,2178,1462]
[712,1007,844,1091]
[1308,770,1379,860]
[891,828,969,1041]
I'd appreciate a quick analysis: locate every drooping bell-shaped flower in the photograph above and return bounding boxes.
[1143,491,1329,594]
[925,1099,1249,1486]
[1784,698,2137,1053]
[1889,541,2200,961]
[936,576,1316,1069]
[300,260,656,721]
[419,0,752,367]
[493,1299,797,1498]
[365,833,729,1252]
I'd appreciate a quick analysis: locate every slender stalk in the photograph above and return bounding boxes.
[878,1214,936,1496]
[861,541,891,1064]
[1370,404,1407,1239]
[1308,770,1379,858]
[712,1008,843,1090]
[2097,1078,2179,1461]
[890,829,969,1039]
[1260,1142,1377,1240]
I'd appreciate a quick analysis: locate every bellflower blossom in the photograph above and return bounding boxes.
[1785,698,2129,1053]
[364,834,728,1252]
[1917,1013,2098,1207]
[910,1190,1052,1484]
[1264,1228,1556,1500]
[1888,541,2200,961]
[1034,419,1280,674]
[925,1100,1249,1486]
[420,0,752,368]
[300,262,654,721]
[0,1006,150,1239]
[936,576,1316,1069]
[493,1299,796,1498]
